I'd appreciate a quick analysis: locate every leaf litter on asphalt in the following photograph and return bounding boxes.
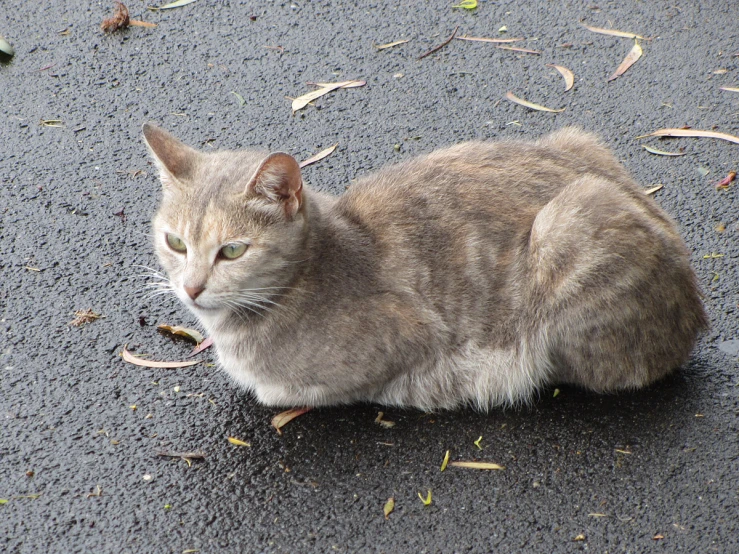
[383,497,395,519]
[374,39,410,50]
[642,145,686,156]
[452,0,477,9]
[157,324,205,344]
[496,45,541,55]
[121,346,201,369]
[418,26,459,60]
[546,64,575,91]
[449,461,505,470]
[299,144,339,168]
[608,40,642,81]
[188,336,213,357]
[637,128,739,145]
[291,81,366,113]
[643,184,664,195]
[456,36,524,44]
[581,24,644,39]
[271,407,312,434]
[505,91,565,113]
[155,0,198,9]
[69,309,104,327]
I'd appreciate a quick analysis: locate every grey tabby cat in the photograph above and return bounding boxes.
[143,124,707,410]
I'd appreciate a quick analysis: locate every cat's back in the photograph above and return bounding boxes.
[335,128,635,229]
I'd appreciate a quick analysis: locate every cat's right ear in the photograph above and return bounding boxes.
[142,123,200,190]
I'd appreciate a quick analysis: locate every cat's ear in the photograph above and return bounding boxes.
[142,123,200,190]
[246,152,303,219]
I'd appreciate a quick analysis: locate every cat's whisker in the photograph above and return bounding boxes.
[230,294,276,314]
[232,293,280,307]
[223,298,266,319]
[143,281,172,289]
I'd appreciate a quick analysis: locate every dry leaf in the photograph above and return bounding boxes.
[637,128,739,145]
[156,450,206,459]
[608,40,642,81]
[642,145,685,156]
[582,24,643,39]
[720,86,739,93]
[574,534,586,541]
[653,534,664,540]
[418,490,432,506]
[588,513,608,517]
[129,20,157,28]
[40,120,64,127]
[456,36,524,44]
[291,80,366,113]
[227,437,251,447]
[374,412,396,428]
[374,39,410,50]
[449,461,505,470]
[440,450,450,471]
[418,26,459,60]
[505,91,565,113]
[546,64,574,91]
[383,497,395,519]
[69,309,103,327]
[120,346,201,369]
[101,1,129,33]
[299,143,339,168]
[157,0,198,9]
[157,324,205,344]
[305,81,366,89]
[189,336,213,357]
[715,171,737,190]
[496,45,541,55]
[271,407,311,434]
[643,184,664,195]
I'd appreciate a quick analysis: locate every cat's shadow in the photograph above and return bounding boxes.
[225,363,707,480]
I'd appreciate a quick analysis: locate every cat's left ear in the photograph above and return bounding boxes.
[246,152,303,219]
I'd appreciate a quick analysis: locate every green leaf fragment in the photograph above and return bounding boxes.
[553,388,560,398]
[418,490,432,506]
[474,436,483,450]
[440,450,450,471]
[230,91,246,106]
[383,497,395,519]
[452,0,477,8]
[0,499,8,504]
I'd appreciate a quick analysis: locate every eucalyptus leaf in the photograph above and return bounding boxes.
[0,35,14,57]
[157,0,198,10]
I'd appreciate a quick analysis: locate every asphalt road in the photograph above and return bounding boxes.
[2,1,738,552]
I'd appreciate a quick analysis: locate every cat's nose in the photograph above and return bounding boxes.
[184,285,205,300]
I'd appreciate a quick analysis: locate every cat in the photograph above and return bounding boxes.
[142,124,707,411]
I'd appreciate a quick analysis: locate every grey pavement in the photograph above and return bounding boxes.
[1,1,738,552]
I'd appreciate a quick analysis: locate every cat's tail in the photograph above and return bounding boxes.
[538,127,636,186]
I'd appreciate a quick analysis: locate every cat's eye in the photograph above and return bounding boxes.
[219,242,248,260]
[165,233,187,253]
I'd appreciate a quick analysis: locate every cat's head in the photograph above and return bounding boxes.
[143,123,307,316]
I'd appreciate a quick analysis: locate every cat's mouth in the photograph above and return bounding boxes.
[190,301,219,312]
